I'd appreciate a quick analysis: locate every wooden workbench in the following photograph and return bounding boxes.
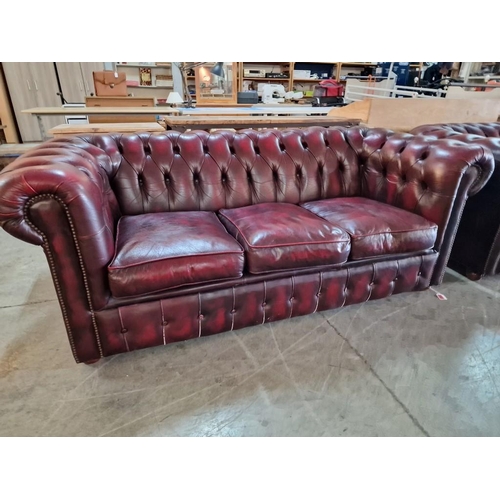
[22,106,180,140]
[23,105,340,139]
[163,115,359,132]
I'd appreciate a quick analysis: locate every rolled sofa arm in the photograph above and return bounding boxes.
[345,128,495,284]
[410,124,500,277]
[0,140,120,362]
[410,124,500,181]
[410,122,500,138]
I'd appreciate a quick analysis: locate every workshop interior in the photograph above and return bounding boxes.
[1,59,500,444]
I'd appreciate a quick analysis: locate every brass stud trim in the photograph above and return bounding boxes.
[24,194,103,361]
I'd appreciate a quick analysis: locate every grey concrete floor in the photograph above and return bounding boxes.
[1,229,499,437]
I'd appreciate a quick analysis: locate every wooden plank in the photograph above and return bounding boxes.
[0,142,40,170]
[327,100,372,121]
[164,115,358,125]
[22,107,180,115]
[0,66,21,143]
[48,122,165,136]
[23,105,338,119]
[367,99,500,132]
[163,115,359,132]
[85,97,155,107]
[86,96,156,123]
[0,142,40,157]
[328,98,500,132]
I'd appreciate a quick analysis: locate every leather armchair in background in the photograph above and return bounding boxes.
[411,122,500,278]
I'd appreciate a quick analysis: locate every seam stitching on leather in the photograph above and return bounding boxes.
[437,199,467,284]
[218,211,350,249]
[348,226,438,239]
[24,194,103,360]
[109,248,245,270]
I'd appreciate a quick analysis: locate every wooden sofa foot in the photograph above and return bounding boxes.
[466,270,483,281]
[83,358,100,365]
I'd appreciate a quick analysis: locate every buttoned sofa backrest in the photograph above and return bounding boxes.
[79,127,485,249]
[5,127,491,240]
[55,126,452,217]
[76,127,366,216]
[0,126,494,304]
[14,126,488,250]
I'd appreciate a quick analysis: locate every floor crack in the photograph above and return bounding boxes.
[323,314,430,437]
[0,298,57,310]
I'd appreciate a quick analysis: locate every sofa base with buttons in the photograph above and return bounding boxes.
[410,122,500,278]
[0,127,493,363]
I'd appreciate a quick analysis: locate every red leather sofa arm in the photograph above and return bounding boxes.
[0,142,119,304]
[410,123,500,278]
[346,128,494,210]
[0,140,122,361]
[409,123,500,179]
[410,122,500,138]
[345,128,495,283]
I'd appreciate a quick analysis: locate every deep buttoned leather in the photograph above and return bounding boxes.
[411,122,500,276]
[0,127,494,362]
[411,122,500,138]
[96,253,438,356]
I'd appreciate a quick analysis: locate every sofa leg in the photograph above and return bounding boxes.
[83,358,101,365]
[466,269,482,281]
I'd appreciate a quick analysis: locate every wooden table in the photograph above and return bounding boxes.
[23,105,339,139]
[163,115,360,132]
[22,106,181,139]
[48,122,165,137]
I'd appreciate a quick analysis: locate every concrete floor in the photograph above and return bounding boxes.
[1,229,499,437]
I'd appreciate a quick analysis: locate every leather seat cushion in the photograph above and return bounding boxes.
[301,197,437,260]
[218,203,350,274]
[108,212,244,297]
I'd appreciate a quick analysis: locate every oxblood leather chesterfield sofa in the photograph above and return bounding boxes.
[410,122,500,278]
[0,127,494,364]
